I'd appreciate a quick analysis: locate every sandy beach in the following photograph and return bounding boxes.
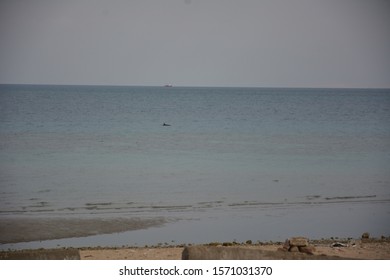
[1,238,389,260]
[78,238,390,260]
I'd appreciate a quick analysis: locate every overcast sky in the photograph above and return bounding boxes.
[0,0,389,88]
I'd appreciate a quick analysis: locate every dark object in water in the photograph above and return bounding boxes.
[163,123,171,126]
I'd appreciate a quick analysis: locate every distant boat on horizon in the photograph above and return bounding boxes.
[164,84,173,87]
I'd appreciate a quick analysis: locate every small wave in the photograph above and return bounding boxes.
[27,201,50,208]
[324,195,377,200]
[85,202,113,206]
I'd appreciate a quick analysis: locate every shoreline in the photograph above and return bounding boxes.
[1,217,389,259]
[1,215,389,250]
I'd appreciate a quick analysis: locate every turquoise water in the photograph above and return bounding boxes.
[1,85,389,247]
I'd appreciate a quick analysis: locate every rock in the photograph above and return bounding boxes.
[281,237,315,255]
[361,232,370,239]
[299,245,316,255]
[0,248,80,260]
[283,239,290,250]
[289,246,300,252]
[182,246,355,260]
[289,237,309,247]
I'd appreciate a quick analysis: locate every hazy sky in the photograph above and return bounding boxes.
[1,0,389,87]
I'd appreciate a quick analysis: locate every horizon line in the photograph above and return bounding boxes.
[1,83,389,90]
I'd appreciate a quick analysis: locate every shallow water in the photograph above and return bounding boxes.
[0,85,389,248]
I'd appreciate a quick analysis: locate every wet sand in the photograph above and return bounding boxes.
[0,217,166,244]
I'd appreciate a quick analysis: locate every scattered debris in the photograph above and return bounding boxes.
[331,242,348,248]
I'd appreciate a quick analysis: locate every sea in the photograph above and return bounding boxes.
[0,85,389,249]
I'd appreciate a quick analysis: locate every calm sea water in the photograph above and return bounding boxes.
[1,85,389,248]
